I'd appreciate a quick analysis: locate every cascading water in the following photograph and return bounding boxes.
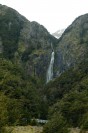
[46,51,55,83]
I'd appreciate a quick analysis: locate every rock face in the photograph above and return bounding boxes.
[54,14,88,77]
[0,4,88,82]
[0,4,57,82]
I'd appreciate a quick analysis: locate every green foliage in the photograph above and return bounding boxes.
[43,60,88,132]
[0,92,10,133]
[81,114,88,130]
[21,47,35,62]
[0,58,44,127]
[0,6,88,133]
[0,8,23,59]
[43,113,69,133]
[51,91,88,127]
[44,60,88,105]
[0,92,8,127]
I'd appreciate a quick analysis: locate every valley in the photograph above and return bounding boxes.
[0,4,88,133]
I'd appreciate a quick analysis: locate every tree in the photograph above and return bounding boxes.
[43,113,69,133]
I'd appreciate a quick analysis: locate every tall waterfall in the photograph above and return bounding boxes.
[46,51,55,83]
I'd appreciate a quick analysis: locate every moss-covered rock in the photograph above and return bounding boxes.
[0,4,57,82]
[54,14,88,77]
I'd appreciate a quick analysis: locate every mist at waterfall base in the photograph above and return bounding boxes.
[46,51,55,83]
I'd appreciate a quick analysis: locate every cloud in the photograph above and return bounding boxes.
[0,0,88,33]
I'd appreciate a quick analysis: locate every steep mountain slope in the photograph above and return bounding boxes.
[54,14,88,77]
[0,4,57,83]
[0,5,88,83]
[0,5,57,129]
[43,14,88,132]
[0,4,88,132]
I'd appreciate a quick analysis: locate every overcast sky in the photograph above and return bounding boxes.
[0,0,88,33]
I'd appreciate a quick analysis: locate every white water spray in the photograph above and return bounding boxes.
[46,51,55,83]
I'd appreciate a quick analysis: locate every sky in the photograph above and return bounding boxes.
[0,0,88,33]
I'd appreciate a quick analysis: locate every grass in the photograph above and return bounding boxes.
[5,125,43,133]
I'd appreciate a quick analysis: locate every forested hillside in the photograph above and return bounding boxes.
[43,59,88,133]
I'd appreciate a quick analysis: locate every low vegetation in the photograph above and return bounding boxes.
[5,126,43,133]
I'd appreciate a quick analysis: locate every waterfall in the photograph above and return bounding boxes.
[46,51,55,83]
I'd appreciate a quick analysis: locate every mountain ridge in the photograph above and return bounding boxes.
[54,13,88,77]
[0,4,88,132]
[0,4,57,83]
[0,4,88,82]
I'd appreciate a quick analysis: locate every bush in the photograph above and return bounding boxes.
[43,113,69,133]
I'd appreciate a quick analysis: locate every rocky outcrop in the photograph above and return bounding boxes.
[0,4,57,82]
[54,14,88,77]
[0,4,88,82]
